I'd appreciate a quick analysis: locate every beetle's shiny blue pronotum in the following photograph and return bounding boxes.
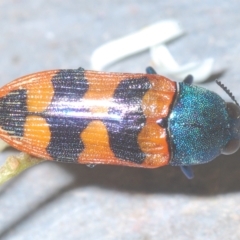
[0,66,239,179]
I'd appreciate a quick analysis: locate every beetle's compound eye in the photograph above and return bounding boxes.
[226,102,240,119]
[221,139,240,155]
[221,102,240,155]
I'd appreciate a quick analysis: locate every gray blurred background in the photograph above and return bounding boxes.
[0,1,240,239]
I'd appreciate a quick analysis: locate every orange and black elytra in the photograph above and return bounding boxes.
[0,66,239,179]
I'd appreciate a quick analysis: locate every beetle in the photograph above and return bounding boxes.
[0,66,239,179]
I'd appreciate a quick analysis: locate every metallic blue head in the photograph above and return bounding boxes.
[169,82,240,166]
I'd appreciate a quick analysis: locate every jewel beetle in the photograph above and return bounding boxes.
[0,66,239,179]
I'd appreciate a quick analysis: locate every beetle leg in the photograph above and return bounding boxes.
[180,166,194,179]
[146,66,157,74]
[183,75,193,85]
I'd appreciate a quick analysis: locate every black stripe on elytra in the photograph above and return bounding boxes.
[0,89,27,137]
[44,69,90,163]
[104,77,151,163]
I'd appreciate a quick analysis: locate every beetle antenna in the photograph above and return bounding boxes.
[216,80,240,106]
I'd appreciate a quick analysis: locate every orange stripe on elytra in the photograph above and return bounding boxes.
[0,71,55,114]
[138,74,176,167]
[0,116,52,160]
[23,116,51,147]
[83,71,124,114]
[78,120,116,163]
[0,70,59,99]
[26,73,54,112]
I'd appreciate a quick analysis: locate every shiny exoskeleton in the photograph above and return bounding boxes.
[0,67,239,178]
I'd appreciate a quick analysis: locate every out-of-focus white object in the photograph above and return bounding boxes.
[150,44,214,82]
[91,20,214,82]
[91,20,184,70]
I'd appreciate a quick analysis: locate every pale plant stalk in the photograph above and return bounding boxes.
[0,153,44,185]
